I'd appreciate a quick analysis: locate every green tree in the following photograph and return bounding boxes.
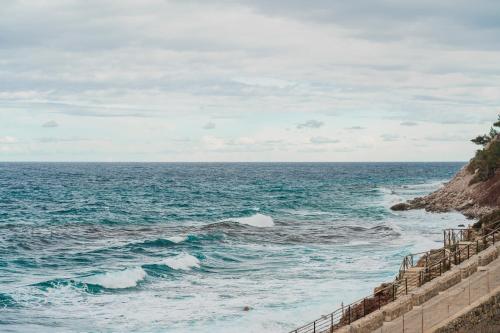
[471,114,500,146]
[471,135,490,146]
[468,114,500,183]
[494,115,500,128]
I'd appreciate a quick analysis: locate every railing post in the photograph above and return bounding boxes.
[392,284,395,301]
[331,313,333,330]
[405,278,408,295]
[363,298,366,317]
[443,230,446,247]
[348,305,351,324]
[440,261,442,276]
[313,320,316,333]
[467,244,470,259]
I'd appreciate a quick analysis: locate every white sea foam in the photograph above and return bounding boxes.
[162,253,200,270]
[168,235,187,244]
[379,179,448,209]
[224,213,274,228]
[82,267,146,289]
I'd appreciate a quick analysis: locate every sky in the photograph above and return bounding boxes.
[1,0,500,162]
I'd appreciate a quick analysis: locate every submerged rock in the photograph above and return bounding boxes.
[390,203,411,211]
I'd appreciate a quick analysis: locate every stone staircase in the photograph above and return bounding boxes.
[396,267,425,297]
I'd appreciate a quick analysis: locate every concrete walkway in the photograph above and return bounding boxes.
[371,244,500,333]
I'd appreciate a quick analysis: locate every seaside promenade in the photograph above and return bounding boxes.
[290,225,500,333]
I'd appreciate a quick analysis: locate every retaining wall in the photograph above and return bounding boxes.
[334,243,500,332]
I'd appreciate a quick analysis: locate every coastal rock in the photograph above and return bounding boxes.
[391,163,500,219]
[391,134,500,219]
[390,203,411,211]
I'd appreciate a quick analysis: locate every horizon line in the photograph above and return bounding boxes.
[0,160,468,164]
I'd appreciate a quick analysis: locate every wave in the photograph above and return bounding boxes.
[82,267,146,289]
[167,235,187,243]
[0,292,17,308]
[33,278,104,293]
[402,180,446,190]
[162,253,200,270]
[222,213,274,228]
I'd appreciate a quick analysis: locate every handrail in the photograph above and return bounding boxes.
[443,228,474,248]
[289,222,500,333]
[290,279,406,333]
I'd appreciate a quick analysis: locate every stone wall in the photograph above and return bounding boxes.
[432,287,500,333]
[330,244,500,333]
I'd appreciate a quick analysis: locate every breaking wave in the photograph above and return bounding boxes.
[162,253,200,270]
[82,268,146,289]
[223,213,274,228]
[167,235,187,243]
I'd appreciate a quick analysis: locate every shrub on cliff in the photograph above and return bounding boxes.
[468,115,500,183]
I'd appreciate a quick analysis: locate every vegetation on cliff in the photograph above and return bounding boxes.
[468,115,500,183]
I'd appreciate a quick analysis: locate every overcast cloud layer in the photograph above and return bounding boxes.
[1,0,499,161]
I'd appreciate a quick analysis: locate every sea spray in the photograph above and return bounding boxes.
[82,268,147,289]
[167,235,188,244]
[162,253,200,270]
[223,213,274,228]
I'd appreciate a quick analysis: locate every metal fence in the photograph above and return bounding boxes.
[289,224,500,333]
[290,279,405,333]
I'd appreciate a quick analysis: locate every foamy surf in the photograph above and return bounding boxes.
[224,213,274,228]
[82,267,146,289]
[162,253,200,270]
[167,235,187,244]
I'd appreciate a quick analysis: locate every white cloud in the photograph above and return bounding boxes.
[0,1,499,161]
[297,120,324,129]
[381,134,400,142]
[202,122,216,130]
[400,121,418,127]
[42,120,59,128]
[0,136,18,144]
[310,136,340,144]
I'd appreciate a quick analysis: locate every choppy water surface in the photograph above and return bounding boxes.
[0,163,470,332]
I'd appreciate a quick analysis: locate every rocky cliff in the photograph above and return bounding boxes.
[391,134,500,219]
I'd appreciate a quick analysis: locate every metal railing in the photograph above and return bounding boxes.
[418,225,500,283]
[443,228,474,248]
[290,279,407,333]
[289,223,500,333]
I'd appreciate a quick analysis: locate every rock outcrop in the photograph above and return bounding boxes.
[391,135,500,219]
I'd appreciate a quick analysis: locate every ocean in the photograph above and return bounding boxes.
[0,162,471,333]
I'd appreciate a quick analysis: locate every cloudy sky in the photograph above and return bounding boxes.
[1,0,499,162]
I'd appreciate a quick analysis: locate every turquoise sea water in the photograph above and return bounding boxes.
[0,162,470,333]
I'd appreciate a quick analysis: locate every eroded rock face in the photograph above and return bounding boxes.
[391,166,500,219]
